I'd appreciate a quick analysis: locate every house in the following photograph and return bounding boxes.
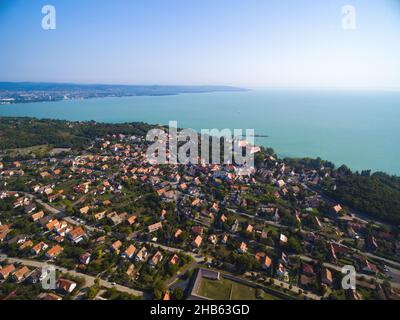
[174,228,183,239]
[231,220,239,233]
[300,274,313,288]
[246,224,253,233]
[79,252,91,265]
[127,215,137,225]
[46,245,63,259]
[107,212,123,225]
[262,256,272,270]
[332,204,343,215]
[280,234,288,245]
[360,259,379,275]
[192,226,203,235]
[149,251,164,266]
[19,240,33,251]
[31,211,45,222]
[56,278,77,293]
[135,247,148,262]
[31,241,48,255]
[221,234,228,244]
[162,291,170,300]
[79,206,90,215]
[302,263,315,276]
[261,230,269,239]
[121,244,136,259]
[67,226,86,243]
[111,240,122,253]
[41,293,63,301]
[94,211,106,221]
[148,222,162,233]
[126,264,135,277]
[0,224,12,243]
[321,267,333,285]
[276,263,287,278]
[209,234,218,245]
[276,180,285,188]
[46,219,60,231]
[239,242,248,253]
[169,254,180,265]
[13,266,30,282]
[26,268,46,284]
[329,243,338,261]
[0,264,16,279]
[193,235,202,248]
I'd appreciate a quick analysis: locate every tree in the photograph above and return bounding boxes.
[172,287,185,300]
[287,236,302,254]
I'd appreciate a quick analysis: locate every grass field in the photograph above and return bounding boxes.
[197,277,281,300]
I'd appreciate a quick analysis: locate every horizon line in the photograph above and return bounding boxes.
[1,80,400,92]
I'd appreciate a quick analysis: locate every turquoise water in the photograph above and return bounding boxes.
[0,89,399,175]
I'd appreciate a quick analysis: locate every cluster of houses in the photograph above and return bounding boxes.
[0,261,78,300]
[1,132,400,300]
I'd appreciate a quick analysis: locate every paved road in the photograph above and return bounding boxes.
[296,255,400,289]
[227,208,291,230]
[238,273,321,300]
[22,193,62,215]
[0,254,144,297]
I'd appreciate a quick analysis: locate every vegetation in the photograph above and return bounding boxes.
[0,117,155,150]
[322,170,400,225]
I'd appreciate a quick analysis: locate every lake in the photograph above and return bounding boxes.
[0,89,399,175]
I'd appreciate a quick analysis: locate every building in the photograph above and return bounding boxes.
[67,226,86,243]
[13,266,30,282]
[0,264,16,280]
[111,240,122,253]
[135,247,148,262]
[45,245,63,259]
[239,242,247,253]
[121,244,136,259]
[148,222,162,233]
[321,267,333,286]
[193,235,202,248]
[56,278,77,294]
[149,251,164,266]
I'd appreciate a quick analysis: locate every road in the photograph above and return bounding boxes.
[0,254,144,297]
[227,208,291,230]
[296,254,400,289]
[23,193,62,215]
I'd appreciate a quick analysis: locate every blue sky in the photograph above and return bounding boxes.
[0,0,399,88]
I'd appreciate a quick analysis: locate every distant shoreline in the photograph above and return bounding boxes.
[0,82,248,105]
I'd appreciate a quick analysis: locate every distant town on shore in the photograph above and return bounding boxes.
[0,82,247,105]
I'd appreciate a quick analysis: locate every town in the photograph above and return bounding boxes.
[0,118,399,301]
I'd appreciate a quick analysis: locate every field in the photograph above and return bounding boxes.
[197,277,280,300]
